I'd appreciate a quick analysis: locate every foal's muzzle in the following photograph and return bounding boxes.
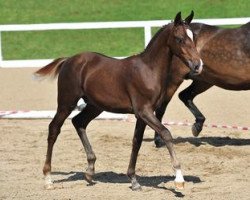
[187,59,203,75]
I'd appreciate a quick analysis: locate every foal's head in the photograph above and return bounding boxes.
[168,11,203,75]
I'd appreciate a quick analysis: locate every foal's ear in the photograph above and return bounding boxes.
[185,10,194,25]
[174,12,182,26]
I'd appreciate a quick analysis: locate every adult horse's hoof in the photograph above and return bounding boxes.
[192,123,203,137]
[174,181,185,190]
[155,136,165,148]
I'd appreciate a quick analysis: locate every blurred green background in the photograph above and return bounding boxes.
[0,0,249,60]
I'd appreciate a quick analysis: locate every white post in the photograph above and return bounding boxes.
[144,26,152,47]
[0,31,2,66]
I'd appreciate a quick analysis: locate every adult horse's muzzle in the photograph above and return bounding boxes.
[187,59,203,75]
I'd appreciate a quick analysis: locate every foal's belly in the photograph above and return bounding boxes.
[86,91,133,114]
[83,75,133,113]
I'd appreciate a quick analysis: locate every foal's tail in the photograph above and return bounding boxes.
[34,58,67,79]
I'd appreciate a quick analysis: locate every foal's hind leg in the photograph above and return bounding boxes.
[72,104,102,184]
[179,80,212,136]
[43,106,74,189]
[127,118,146,190]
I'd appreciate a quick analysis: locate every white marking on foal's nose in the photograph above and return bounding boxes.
[186,29,194,41]
[199,59,203,67]
[196,59,203,74]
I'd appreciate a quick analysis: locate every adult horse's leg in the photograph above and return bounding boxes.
[154,101,169,148]
[72,103,102,184]
[127,118,146,190]
[138,106,184,189]
[43,106,73,189]
[179,80,212,136]
[154,78,184,148]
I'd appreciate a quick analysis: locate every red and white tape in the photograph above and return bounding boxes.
[0,110,30,118]
[126,119,250,131]
[0,110,249,131]
[163,121,250,131]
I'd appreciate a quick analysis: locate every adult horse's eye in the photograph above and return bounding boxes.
[175,37,184,44]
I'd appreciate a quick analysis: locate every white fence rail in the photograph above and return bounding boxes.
[0,17,249,68]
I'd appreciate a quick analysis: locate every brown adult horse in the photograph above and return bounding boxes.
[35,12,203,190]
[154,21,250,147]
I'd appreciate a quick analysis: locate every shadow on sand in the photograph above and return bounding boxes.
[52,171,202,197]
[173,136,250,147]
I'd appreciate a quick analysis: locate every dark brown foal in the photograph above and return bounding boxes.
[35,11,202,191]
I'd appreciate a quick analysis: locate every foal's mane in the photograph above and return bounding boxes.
[142,20,186,54]
[143,24,169,53]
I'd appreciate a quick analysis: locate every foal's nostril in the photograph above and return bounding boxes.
[193,59,203,74]
[187,60,202,74]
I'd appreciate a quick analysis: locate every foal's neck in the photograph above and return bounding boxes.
[141,25,173,72]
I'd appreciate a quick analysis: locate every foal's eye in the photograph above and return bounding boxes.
[175,37,184,44]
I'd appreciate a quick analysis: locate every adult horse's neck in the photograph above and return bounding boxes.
[141,24,173,72]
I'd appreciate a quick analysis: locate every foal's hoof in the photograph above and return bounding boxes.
[44,183,54,190]
[192,123,202,137]
[174,181,185,190]
[85,173,94,184]
[44,174,54,190]
[131,177,142,191]
[132,183,142,191]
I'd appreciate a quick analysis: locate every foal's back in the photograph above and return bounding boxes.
[58,52,152,113]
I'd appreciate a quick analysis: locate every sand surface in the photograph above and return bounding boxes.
[0,68,250,199]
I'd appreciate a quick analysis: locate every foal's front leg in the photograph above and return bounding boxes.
[138,107,185,189]
[127,119,146,190]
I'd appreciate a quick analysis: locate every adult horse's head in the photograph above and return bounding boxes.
[168,11,203,75]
